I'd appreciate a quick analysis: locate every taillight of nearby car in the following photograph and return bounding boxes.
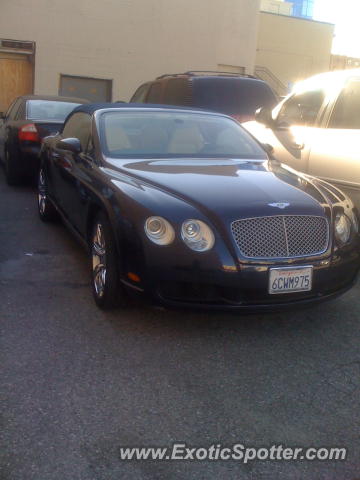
[18,124,40,143]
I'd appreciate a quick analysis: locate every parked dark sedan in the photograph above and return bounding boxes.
[38,103,360,311]
[0,95,89,184]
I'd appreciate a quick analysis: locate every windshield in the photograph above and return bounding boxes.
[26,100,81,121]
[100,111,266,159]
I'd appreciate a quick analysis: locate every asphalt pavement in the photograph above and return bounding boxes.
[1,168,360,480]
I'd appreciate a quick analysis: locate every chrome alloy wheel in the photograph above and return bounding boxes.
[92,223,107,298]
[38,169,47,215]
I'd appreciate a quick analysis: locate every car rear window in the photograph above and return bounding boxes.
[99,110,266,159]
[26,100,81,121]
[192,78,278,120]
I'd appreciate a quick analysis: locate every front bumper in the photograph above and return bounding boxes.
[123,246,360,313]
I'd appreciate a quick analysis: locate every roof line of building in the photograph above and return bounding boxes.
[259,10,335,27]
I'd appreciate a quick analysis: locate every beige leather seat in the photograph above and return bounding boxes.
[167,125,204,154]
[140,124,168,151]
[104,117,131,152]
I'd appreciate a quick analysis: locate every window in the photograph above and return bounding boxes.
[302,0,314,17]
[163,79,192,106]
[27,100,81,121]
[131,83,150,103]
[146,83,163,103]
[277,89,325,126]
[86,135,95,156]
[62,112,92,151]
[328,78,360,129]
[192,78,277,117]
[99,111,266,159]
[59,74,112,102]
[5,98,22,120]
[15,101,27,120]
[289,0,314,18]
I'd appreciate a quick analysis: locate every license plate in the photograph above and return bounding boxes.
[269,266,313,294]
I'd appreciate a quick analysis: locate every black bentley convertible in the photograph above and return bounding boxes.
[38,104,360,311]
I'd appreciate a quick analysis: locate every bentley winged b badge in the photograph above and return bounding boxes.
[268,202,290,209]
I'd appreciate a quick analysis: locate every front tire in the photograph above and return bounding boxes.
[90,212,127,309]
[38,168,58,222]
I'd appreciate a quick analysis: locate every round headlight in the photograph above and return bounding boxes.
[334,213,351,245]
[144,216,175,245]
[181,219,215,252]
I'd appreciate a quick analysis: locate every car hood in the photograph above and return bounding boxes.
[105,157,331,221]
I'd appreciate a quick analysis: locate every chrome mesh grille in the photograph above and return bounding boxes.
[231,215,329,259]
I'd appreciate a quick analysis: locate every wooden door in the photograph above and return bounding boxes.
[0,53,33,112]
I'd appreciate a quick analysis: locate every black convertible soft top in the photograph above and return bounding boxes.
[70,102,213,116]
[62,103,225,131]
[21,94,90,104]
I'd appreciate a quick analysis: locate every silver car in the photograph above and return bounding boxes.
[243,68,360,209]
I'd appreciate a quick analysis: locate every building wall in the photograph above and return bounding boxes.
[256,12,334,91]
[260,0,293,16]
[0,0,260,102]
[330,54,360,71]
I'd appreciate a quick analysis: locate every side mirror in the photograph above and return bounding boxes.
[56,138,82,154]
[255,107,273,127]
[261,143,275,158]
[0,112,5,120]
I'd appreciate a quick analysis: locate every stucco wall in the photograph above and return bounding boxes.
[256,12,334,90]
[0,0,260,101]
[260,0,293,16]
